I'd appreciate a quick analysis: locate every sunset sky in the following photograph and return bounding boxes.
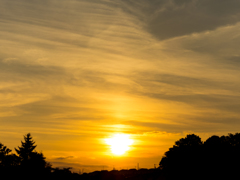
[1,0,240,172]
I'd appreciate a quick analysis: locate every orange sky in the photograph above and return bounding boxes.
[1,0,240,173]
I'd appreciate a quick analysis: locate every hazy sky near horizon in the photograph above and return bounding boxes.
[1,0,240,172]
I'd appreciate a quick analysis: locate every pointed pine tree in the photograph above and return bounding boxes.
[15,133,37,165]
[15,133,52,176]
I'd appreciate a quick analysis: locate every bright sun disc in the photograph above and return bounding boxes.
[105,134,134,155]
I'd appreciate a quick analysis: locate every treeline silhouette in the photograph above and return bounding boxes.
[160,133,240,180]
[1,133,240,180]
[0,133,79,180]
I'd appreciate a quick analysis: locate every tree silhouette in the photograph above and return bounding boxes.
[15,133,51,177]
[15,133,37,165]
[203,133,240,179]
[159,133,240,180]
[159,134,203,180]
[0,143,12,166]
[0,143,11,155]
[160,134,202,168]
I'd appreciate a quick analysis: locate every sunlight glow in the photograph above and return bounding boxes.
[105,134,134,155]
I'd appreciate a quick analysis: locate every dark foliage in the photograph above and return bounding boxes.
[15,133,51,175]
[1,132,240,180]
[0,143,12,166]
[159,133,240,180]
[15,133,37,163]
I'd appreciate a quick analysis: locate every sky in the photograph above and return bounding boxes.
[1,0,240,173]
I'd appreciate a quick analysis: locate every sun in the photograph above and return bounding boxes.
[105,134,134,155]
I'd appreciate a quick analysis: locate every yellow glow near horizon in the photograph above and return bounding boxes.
[105,134,134,155]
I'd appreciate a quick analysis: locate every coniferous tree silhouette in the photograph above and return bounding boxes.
[15,133,37,166]
[15,133,51,177]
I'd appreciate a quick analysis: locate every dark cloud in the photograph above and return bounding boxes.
[119,0,240,40]
[131,72,240,93]
[5,0,239,41]
[13,96,80,116]
[6,95,108,122]
[125,120,186,132]
[140,93,240,115]
[69,71,132,92]
[225,56,240,67]
[55,156,75,160]
[124,111,240,133]
[124,119,223,133]
[133,73,219,88]
[180,113,240,126]
[0,59,130,91]
[128,72,240,119]
[0,0,117,47]
[0,59,68,82]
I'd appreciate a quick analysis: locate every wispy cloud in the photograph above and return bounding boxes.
[1,0,240,172]
[118,0,240,40]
